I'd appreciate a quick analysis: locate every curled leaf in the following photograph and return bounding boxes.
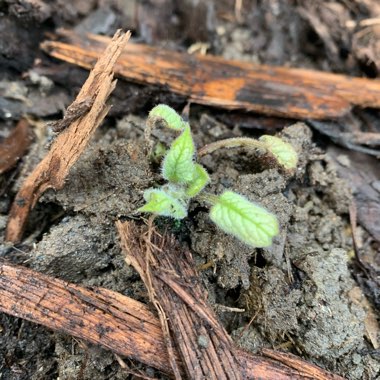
[209,191,279,247]
[149,104,187,130]
[186,163,210,197]
[162,125,195,183]
[138,188,187,219]
[259,135,298,170]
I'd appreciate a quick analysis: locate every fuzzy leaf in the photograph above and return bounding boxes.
[210,191,279,247]
[149,104,187,130]
[162,125,195,183]
[259,135,298,170]
[186,164,210,197]
[138,188,187,219]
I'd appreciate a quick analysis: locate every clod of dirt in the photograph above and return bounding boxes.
[245,266,302,340]
[231,325,269,354]
[43,139,152,221]
[31,214,113,282]
[240,249,375,380]
[239,168,287,198]
[308,158,353,215]
[30,214,131,289]
[296,249,364,359]
[287,186,350,263]
[191,212,253,289]
[279,122,314,176]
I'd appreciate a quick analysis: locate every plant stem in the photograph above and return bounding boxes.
[197,192,219,205]
[198,137,267,156]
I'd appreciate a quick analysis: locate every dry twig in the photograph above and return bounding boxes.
[5,29,131,243]
[116,220,345,380]
[0,259,346,379]
[41,29,380,120]
[0,119,32,175]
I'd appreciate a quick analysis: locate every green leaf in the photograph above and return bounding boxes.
[162,125,195,183]
[186,164,210,197]
[259,135,298,170]
[149,104,187,130]
[209,191,279,247]
[138,188,187,219]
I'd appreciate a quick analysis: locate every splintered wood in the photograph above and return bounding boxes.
[0,119,32,175]
[0,260,346,380]
[5,30,130,243]
[41,29,380,119]
[117,220,241,380]
[0,261,173,375]
[116,220,345,380]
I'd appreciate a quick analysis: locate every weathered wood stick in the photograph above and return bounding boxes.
[116,220,346,380]
[5,30,130,243]
[0,261,345,379]
[0,260,173,375]
[0,119,32,175]
[41,29,380,120]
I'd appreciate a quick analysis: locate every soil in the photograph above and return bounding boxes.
[1,1,380,380]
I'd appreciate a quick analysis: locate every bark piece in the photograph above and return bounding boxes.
[0,119,33,175]
[308,120,380,156]
[117,220,241,380]
[261,349,346,380]
[116,220,345,380]
[5,29,131,244]
[0,259,345,380]
[0,260,173,375]
[41,29,380,120]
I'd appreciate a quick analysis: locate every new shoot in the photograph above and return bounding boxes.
[139,105,298,248]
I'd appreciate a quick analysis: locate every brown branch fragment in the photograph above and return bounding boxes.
[0,119,33,175]
[117,219,240,380]
[116,220,345,380]
[261,349,345,380]
[0,260,173,376]
[41,29,380,120]
[47,97,94,133]
[0,259,345,380]
[5,30,131,244]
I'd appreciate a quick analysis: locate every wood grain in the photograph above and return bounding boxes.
[41,29,380,120]
[5,30,130,243]
[0,260,345,379]
[116,220,346,380]
[0,119,32,175]
[0,260,173,375]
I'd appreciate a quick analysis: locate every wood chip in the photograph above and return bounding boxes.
[0,259,340,380]
[116,220,345,380]
[261,349,346,380]
[0,260,173,376]
[41,29,380,120]
[0,119,33,175]
[5,29,131,243]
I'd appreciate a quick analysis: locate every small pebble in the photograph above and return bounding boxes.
[336,154,350,167]
[197,335,209,348]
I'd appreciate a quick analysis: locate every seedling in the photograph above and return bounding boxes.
[139,105,298,248]
[198,136,298,171]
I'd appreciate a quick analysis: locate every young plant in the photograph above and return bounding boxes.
[139,105,298,248]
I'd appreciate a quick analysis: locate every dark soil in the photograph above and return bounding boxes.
[1,1,380,379]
